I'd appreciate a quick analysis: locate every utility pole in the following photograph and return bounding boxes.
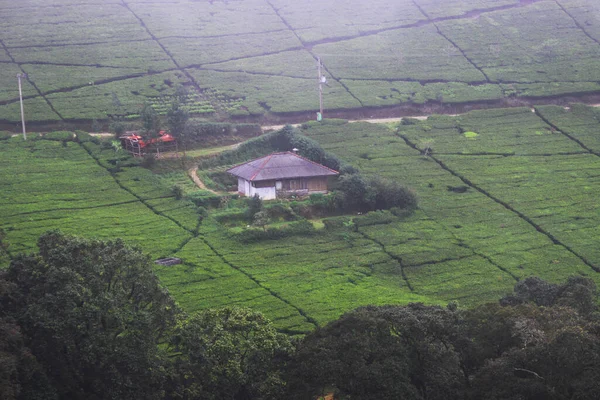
[17,73,27,140]
[317,57,324,121]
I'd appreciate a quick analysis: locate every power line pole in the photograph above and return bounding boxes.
[317,57,323,121]
[17,73,27,140]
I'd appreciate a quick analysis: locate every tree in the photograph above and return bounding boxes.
[2,231,178,400]
[286,304,464,400]
[168,307,293,400]
[167,100,189,157]
[141,102,160,137]
[245,194,263,222]
[253,211,270,231]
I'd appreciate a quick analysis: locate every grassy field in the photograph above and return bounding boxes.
[2,0,600,124]
[2,106,600,333]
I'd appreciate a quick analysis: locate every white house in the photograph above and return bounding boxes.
[227,152,339,200]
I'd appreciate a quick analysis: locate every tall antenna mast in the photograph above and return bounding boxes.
[17,73,27,140]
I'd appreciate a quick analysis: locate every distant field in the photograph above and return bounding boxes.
[2,0,600,124]
[3,105,598,333]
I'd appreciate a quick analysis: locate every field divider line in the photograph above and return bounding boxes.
[555,0,600,48]
[1,198,159,218]
[264,0,365,108]
[79,142,317,328]
[398,133,600,274]
[433,151,590,157]
[416,208,520,281]
[199,236,320,329]
[355,230,414,291]
[77,142,197,237]
[4,38,157,50]
[189,45,304,68]
[411,1,492,83]
[18,61,143,70]
[193,66,310,81]
[0,39,64,121]
[298,0,545,49]
[158,28,292,41]
[0,68,179,107]
[533,107,600,157]
[120,0,225,118]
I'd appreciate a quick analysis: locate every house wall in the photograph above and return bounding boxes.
[237,176,333,200]
[249,185,277,200]
[238,178,247,195]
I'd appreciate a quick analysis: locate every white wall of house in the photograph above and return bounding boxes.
[238,178,247,195]
[249,185,276,200]
[238,178,276,200]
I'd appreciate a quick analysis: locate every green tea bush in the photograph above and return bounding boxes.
[354,210,396,227]
[207,171,238,191]
[0,131,13,141]
[184,120,261,147]
[214,210,247,225]
[322,216,352,230]
[334,174,417,213]
[187,193,222,208]
[265,203,296,221]
[231,219,316,243]
[40,131,75,142]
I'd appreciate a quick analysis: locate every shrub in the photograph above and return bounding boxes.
[354,210,396,227]
[207,171,238,191]
[369,176,418,210]
[0,131,13,141]
[140,154,156,168]
[187,193,223,208]
[245,194,263,221]
[265,203,296,221]
[41,131,75,142]
[401,117,419,125]
[172,185,184,200]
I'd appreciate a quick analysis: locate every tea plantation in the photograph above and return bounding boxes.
[2,105,599,334]
[2,0,600,123]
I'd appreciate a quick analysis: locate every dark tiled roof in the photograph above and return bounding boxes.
[227,152,339,181]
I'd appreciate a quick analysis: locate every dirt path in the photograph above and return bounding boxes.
[188,165,218,194]
[260,116,431,131]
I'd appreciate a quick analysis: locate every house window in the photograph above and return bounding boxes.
[254,180,274,188]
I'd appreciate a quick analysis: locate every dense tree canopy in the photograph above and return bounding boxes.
[1,232,600,400]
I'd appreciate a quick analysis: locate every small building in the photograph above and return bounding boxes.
[227,152,339,200]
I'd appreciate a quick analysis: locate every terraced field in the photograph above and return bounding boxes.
[2,0,600,124]
[4,105,598,334]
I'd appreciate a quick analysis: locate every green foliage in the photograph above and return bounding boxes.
[245,194,263,222]
[286,303,463,400]
[335,174,418,212]
[169,307,293,400]
[205,126,341,171]
[39,131,74,142]
[183,120,261,148]
[253,210,270,231]
[2,231,178,400]
[287,277,600,400]
[166,101,189,143]
[109,117,126,136]
[232,219,316,243]
[141,102,160,136]
[171,184,184,200]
